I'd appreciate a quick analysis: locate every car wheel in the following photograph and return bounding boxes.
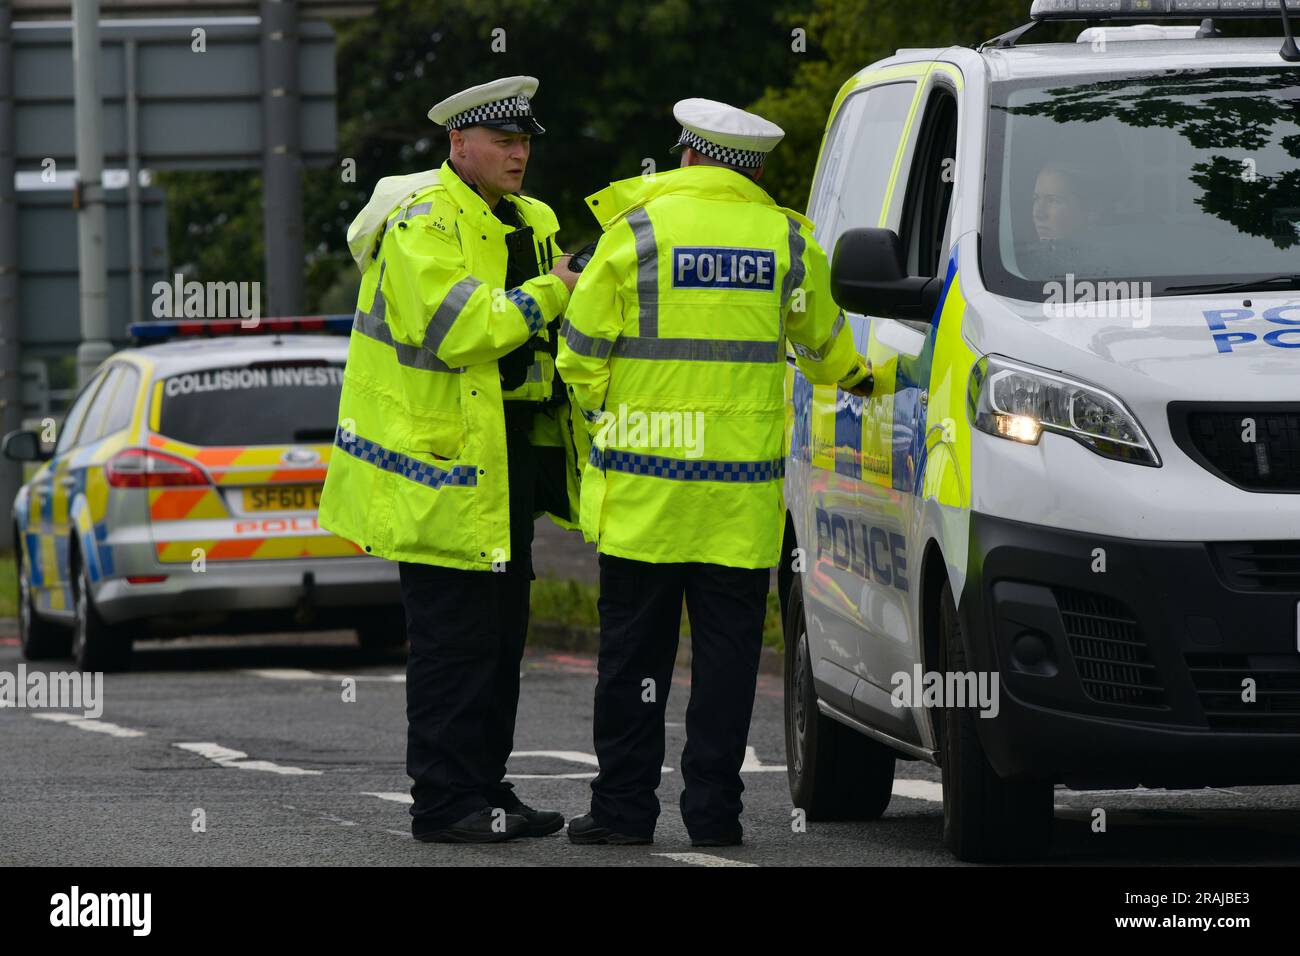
[783,572,896,821]
[15,537,71,660]
[71,552,133,673]
[356,606,408,651]
[939,578,1052,862]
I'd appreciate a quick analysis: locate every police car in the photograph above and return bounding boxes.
[780,1,1300,861]
[5,317,403,673]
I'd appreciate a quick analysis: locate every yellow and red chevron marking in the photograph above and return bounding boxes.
[146,434,332,485]
[155,535,364,563]
[149,488,228,521]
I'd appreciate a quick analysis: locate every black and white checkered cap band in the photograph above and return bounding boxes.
[676,128,767,168]
[446,94,534,130]
[441,94,533,130]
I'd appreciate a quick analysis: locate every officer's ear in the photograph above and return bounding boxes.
[750,164,765,182]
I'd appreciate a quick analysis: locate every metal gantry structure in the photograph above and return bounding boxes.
[0,0,370,548]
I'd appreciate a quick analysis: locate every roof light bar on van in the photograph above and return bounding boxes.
[127,315,353,340]
[1031,0,1299,19]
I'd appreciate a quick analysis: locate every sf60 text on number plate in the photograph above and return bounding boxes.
[243,485,323,512]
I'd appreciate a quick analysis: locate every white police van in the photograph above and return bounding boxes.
[779,0,1300,861]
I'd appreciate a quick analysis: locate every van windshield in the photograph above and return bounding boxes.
[983,67,1300,301]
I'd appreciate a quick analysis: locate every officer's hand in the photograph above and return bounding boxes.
[840,360,874,398]
[550,255,580,292]
[843,376,874,398]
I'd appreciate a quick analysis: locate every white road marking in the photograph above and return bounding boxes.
[891,778,943,802]
[31,713,145,738]
[244,668,405,683]
[506,750,673,780]
[652,852,757,867]
[741,746,786,772]
[887,779,1230,806]
[363,792,413,804]
[1056,785,1236,799]
[174,741,323,775]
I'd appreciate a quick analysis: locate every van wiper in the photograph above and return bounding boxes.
[1165,275,1300,295]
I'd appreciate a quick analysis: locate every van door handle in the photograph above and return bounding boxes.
[57,476,77,488]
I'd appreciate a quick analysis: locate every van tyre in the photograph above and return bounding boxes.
[784,573,895,821]
[939,579,1051,862]
[15,536,71,660]
[71,552,133,673]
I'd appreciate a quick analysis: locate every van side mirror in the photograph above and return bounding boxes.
[830,228,943,324]
[2,430,51,462]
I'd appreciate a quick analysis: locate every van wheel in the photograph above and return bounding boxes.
[939,579,1051,861]
[71,553,133,673]
[784,573,895,821]
[16,537,71,660]
[356,607,408,650]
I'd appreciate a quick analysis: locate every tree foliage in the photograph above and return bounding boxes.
[160,0,1037,313]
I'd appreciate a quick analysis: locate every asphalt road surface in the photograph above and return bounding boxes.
[7,627,1300,867]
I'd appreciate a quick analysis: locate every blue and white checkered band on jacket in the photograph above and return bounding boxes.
[446,94,534,130]
[675,128,767,169]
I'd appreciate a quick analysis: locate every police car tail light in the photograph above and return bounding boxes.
[106,448,211,488]
[968,355,1160,467]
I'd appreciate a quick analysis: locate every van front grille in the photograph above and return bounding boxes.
[1054,588,1165,709]
[1187,654,1300,732]
[1171,405,1300,492]
[1210,541,1300,592]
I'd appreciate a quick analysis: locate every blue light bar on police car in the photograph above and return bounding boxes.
[1031,0,1299,18]
[128,315,354,339]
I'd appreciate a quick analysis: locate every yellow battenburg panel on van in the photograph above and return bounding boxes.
[922,276,976,511]
[860,327,898,488]
[809,384,838,472]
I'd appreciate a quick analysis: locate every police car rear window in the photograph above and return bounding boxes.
[157,363,344,446]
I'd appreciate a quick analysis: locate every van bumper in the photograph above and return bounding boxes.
[959,512,1300,788]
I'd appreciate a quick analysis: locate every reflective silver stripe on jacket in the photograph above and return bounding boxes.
[791,311,845,363]
[368,261,387,322]
[352,308,465,373]
[781,217,806,309]
[561,319,615,359]
[384,201,434,236]
[423,276,482,355]
[627,207,659,337]
[352,261,463,373]
[611,337,782,363]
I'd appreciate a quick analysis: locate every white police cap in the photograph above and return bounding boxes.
[428,75,545,135]
[670,98,784,169]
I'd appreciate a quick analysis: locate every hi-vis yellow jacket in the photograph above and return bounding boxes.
[319,161,584,570]
[556,165,869,569]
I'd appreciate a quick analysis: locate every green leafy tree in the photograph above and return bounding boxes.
[751,0,1034,209]
[164,0,819,312]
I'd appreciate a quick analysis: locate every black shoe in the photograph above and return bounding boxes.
[690,829,743,848]
[501,800,565,837]
[413,807,527,844]
[567,813,652,846]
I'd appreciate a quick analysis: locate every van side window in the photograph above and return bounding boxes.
[899,87,959,278]
[808,81,918,257]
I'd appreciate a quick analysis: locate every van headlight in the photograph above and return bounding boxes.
[967,355,1160,467]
